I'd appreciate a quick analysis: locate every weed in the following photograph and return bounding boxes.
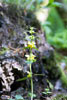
[17,27,37,100]
[42,88,52,95]
[9,95,24,100]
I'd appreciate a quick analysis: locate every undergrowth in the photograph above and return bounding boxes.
[42,8,67,49]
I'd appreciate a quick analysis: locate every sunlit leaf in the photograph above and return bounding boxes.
[49,0,54,4]
[28,92,36,98]
[51,2,62,7]
[25,60,33,64]
[9,99,15,100]
[27,72,32,78]
[15,95,24,100]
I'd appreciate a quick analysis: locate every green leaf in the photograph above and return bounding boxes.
[42,92,47,95]
[15,95,24,100]
[9,99,15,100]
[28,92,36,98]
[34,47,38,51]
[17,77,28,82]
[24,47,29,49]
[45,88,50,92]
[27,72,32,78]
[47,80,54,90]
[25,60,33,64]
[51,2,62,7]
[47,91,52,94]
[47,1,62,7]
[42,91,51,95]
[0,47,9,55]
[34,74,45,76]
[49,0,54,4]
[42,88,52,95]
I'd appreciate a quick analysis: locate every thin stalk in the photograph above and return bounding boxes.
[30,64,33,100]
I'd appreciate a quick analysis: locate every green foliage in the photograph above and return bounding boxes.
[64,0,67,3]
[63,56,67,65]
[43,8,67,49]
[60,68,67,88]
[52,94,67,100]
[47,80,54,90]
[42,88,52,95]
[24,27,36,100]
[9,95,24,100]
[2,0,44,10]
[0,47,9,55]
[15,95,24,100]
[49,0,54,4]
[28,92,36,98]
[2,0,61,11]
[48,0,62,7]
[17,27,37,100]
[50,2,62,7]
[47,29,67,48]
[55,52,67,88]
[47,8,64,34]
[55,52,67,66]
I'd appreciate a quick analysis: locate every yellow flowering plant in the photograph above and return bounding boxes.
[17,27,37,100]
[25,53,36,64]
[25,53,36,62]
[29,35,35,41]
[29,27,35,35]
[27,41,36,49]
[24,27,37,100]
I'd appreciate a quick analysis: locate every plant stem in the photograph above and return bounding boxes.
[30,64,33,100]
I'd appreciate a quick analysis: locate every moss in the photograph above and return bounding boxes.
[60,68,67,88]
[52,94,67,100]
[55,52,67,88]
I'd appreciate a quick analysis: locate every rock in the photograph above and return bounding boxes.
[0,56,23,92]
[1,95,10,100]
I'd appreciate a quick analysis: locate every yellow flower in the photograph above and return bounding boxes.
[25,54,36,61]
[27,41,35,49]
[29,35,35,40]
[29,27,34,34]
[30,54,36,61]
[27,71,32,78]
